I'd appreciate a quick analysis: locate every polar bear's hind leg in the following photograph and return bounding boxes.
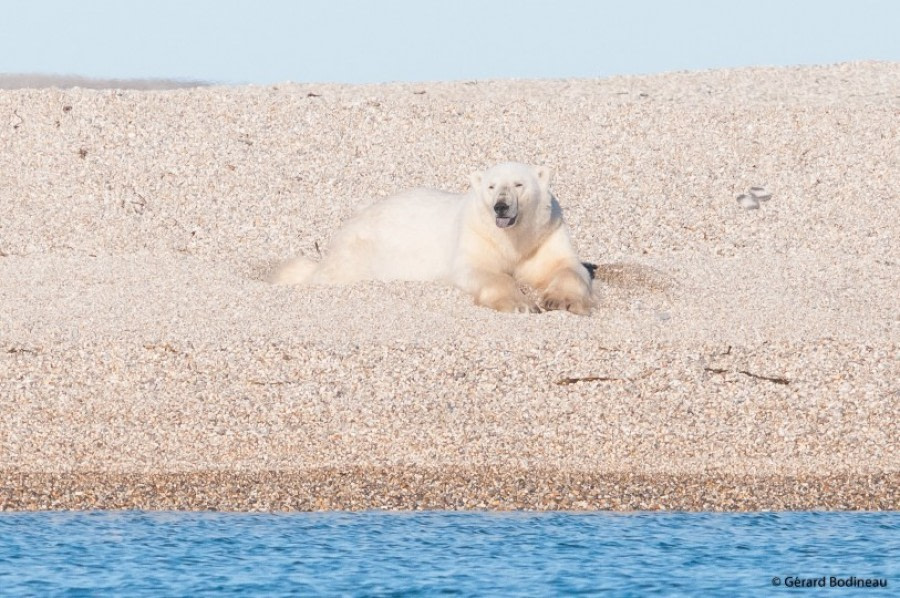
[269,256,318,285]
[269,235,376,286]
[306,234,377,285]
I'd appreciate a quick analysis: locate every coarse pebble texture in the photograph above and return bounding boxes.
[1,62,898,511]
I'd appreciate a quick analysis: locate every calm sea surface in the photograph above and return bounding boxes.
[0,511,896,596]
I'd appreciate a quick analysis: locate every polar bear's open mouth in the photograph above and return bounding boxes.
[495,216,517,229]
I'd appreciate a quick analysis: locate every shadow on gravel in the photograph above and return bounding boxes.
[584,262,674,292]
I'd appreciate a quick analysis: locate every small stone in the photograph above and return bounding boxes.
[736,193,760,210]
[749,186,772,201]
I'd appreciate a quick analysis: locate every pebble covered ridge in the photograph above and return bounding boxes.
[1,62,898,510]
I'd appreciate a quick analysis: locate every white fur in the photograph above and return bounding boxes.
[271,162,593,314]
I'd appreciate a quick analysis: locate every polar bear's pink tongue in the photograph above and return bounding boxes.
[495,217,515,229]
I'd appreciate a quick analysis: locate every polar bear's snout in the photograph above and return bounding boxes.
[493,189,519,229]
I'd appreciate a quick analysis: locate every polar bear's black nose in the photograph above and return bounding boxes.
[494,202,510,216]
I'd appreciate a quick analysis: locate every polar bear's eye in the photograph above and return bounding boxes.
[514,182,523,188]
[488,184,495,190]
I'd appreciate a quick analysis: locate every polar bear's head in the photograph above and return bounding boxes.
[470,162,553,229]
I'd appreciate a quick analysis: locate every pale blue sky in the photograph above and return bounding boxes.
[1,0,898,84]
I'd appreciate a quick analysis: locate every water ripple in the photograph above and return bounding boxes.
[0,511,897,596]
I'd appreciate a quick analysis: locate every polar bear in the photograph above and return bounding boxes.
[271,162,593,314]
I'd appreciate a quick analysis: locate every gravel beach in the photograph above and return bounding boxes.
[1,63,898,511]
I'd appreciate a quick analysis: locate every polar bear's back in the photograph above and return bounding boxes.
[325,187,467,282]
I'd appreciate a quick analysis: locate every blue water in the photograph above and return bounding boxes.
[0,511,896,597]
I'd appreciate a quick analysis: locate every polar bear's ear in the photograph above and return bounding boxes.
[535,166,554,191]
[469,171,483,191]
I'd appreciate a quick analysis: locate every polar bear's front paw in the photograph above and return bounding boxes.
[481,291,539,313]
[540,292,592,315]
[468,273,540,313]
[495,295,541,314]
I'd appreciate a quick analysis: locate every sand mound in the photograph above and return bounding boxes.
[1,62,898,510]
